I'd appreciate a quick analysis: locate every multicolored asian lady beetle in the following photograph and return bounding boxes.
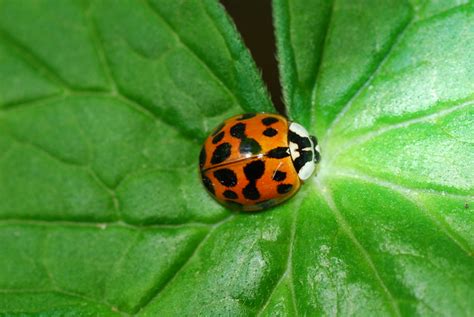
[199,113,321,211]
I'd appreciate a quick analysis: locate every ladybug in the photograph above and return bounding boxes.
[199,113,321,212]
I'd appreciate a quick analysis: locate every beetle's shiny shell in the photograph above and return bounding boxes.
[199,113,301,211]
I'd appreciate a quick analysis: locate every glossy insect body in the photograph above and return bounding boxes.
[199,113,320,211]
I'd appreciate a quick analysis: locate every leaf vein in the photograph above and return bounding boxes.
[137,214,235,312]
[0,219,213,230]
[0,28,69,91]
[86,167,121,218]
[331,99,474,161]
[323,13,413,143]
[309,0,335,117]
[0,289,129,315]
[112,93,201,143]
[83,3,118,93]
[143,0,243,110]
[331,169,474,256]
[320,189,402,317]
[416,1,473,23]
[0,94,65,110]
[256,196,303,316]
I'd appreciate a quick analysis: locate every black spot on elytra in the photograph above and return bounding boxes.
[223,190,238,199]
[263,127,278,137]
[199,147,206,169]
[242,160,265,200]
[267,147,290,159]
[229,121,264,155]
[243,183,260,200]
[237,113,257,121]
[202,175,215,195]
[244,160,265,180]
[277,184,293,194]
[262,117,279,126]
[230,123,246,139]
[239,138,262,155]
[212,131,225,144]
[213,168,237,187]
[211,142,232,164]
[211,122,225,136]
[273,170,286,181]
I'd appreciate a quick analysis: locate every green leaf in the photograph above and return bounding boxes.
[273,0,474,316]
[0,0,472,316]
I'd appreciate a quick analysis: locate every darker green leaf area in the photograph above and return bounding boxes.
[0,0,473,316]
